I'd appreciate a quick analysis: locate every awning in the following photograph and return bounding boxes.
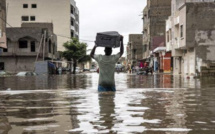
[153,47,166,53]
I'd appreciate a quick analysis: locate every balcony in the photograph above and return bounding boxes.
[174,38,180,49]
[166,41,172,51]
[143,19,149,29]
[174,16,179,25]
[70,25,75,31]
[166,18,172,32]
[0,52,38,56]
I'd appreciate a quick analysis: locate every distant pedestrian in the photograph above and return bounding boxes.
[144,62,148,68]
[127,64,132,74]
[135,65,139,73]
[139,62,144,69]
[58,67,62,75]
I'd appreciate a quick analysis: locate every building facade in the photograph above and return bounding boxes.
[127,34,143,65]
[0,23,58,73]
[0,0,7,49]
[166,0,215,76]
[142,0,171,60]
[6,0,79,51]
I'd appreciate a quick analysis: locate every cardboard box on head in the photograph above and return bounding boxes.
[96,31,121,48]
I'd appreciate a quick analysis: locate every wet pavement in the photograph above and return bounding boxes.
[0,73,215,133]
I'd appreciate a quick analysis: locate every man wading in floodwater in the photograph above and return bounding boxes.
[90,36,124,92]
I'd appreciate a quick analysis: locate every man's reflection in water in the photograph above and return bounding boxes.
[0,100,12,134]
[98,92,115,132]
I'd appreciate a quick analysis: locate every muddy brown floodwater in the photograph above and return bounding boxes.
[1,73,215,134]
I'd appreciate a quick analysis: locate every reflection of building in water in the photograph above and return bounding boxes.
[159,75,172,88]
[172,75,201,88]
[0,92,59,133]
[0,100,12,133]
[183,88,215,131]
[164,88,188,134]
[36,75,58,89]
[0,75,59,90]
[54,74,92,89]
[0,76,37,90]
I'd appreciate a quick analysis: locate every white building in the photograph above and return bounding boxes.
[6,0,79,51]
[166,0,215,76]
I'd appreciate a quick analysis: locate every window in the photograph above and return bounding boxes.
[3,49,7,52]
[48,40,51,53]
[71,31,74,37]
[167,31,169,42]
[30,16,36,21]
[22,16,29,21]
[0,62,4,70]
[31,41,35,52]
[23,4,28,8]
[180,25,183,38]
[53,44,55,54]
[71,5,74,14]
[19,40,28,48]
[71,19,74,26]
[32,4,37,8]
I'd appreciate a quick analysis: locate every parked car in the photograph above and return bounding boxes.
[75,67,82,73]
[115,63,123,72]
[0,71,7,75]
[90,68,97,72]
[16,71,37,76]
[83,68,90,72]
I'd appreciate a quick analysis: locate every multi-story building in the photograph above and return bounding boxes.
[0,0,7,49]
[166,0,215,76]
[127,34,143,65]
[6,0,79,51]
[0,23,58,73]
[142,0,171,60]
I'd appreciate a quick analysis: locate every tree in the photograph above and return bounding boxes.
[62,38,87,74]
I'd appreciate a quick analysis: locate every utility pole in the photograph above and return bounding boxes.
[43,30,46,61]
[35,34,44,62]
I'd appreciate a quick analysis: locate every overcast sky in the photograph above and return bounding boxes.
[76,0,146,55]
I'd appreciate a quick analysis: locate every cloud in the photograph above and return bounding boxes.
[76,0,146,54]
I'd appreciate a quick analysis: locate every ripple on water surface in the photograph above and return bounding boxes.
[1,74,215,133]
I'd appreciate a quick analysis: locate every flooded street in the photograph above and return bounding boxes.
[1,73,215,134]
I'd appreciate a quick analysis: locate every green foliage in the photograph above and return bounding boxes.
[78,55,91,63]
[62,38,87,61]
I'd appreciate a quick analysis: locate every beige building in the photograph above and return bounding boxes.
[0,0,7,49]
[6,0,79,51]
[127,34,143,65]
[166,0,215,76]
[0,23,58,73]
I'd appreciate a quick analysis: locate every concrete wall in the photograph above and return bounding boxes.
[0,27,58,73]
[186,3,215,74]
[143,0,171,59]
[6,0,79,51]
[35,61,48,75]
[168,2,215,76]
[0,56,41,73]
[8,40,39,53]
[128,34,143,63]
[0,0,7,48]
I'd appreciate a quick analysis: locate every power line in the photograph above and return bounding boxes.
[0,16,13,27]
[1,17,127,43]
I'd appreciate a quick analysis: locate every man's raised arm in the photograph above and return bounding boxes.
[119,36,124,57]
[90,43,97,59]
